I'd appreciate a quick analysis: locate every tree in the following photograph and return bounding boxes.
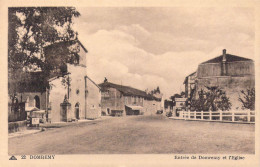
[190,89,208,111]
[8,7,80,97]
[149,86,161,95]
[164,99,174,109]
[156,86,160,94]
[190,86,232,111]
[170,91,185,101]
[239,88,255,110]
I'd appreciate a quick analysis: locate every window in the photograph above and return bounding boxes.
[134,96,137,104]
[102,91,110,99]
[125,97,128,105]
[76,89,80,95]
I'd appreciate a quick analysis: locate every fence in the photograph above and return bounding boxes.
[8,102,27,122]
[179,110,255,123]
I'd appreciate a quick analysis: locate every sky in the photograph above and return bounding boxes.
[73,7,254,99]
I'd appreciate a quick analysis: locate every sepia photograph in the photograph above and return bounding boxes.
[1,1,259,166]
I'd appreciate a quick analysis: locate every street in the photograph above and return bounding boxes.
[9,115,255,154]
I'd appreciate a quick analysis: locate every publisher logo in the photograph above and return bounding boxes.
[9,155,17,160]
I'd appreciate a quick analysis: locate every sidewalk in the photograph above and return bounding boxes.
[8,129,42,138]
[40,116,112,128]
[8,116,112,138]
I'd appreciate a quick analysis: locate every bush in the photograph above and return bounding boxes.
[166,111,172,117]
[191,86,232,111]
[239,88,255,110]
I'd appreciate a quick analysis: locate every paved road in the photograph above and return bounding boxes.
[9,115,255,154]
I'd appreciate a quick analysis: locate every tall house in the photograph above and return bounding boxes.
[195,49,255,109]
[99,82,162,116]
[183,71,197,100]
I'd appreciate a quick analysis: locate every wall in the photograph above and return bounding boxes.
[197,61,254,78]
[101,88,125,115]
[100,87,163,116]
[143,99,160,115]
[86,77,101,119]
[77,43,87,67]
[195,61,255,110]
[67,64,87,120]
[226,61,254,76]
[185,75,196,99]
[19,92,47,110]
[8,120,27,133]
[196,75,255,109]
[48,77,67,122]
[49,64,87,122]
[124,95,144,107]
[8,102,27,122]
[197,63,222,77]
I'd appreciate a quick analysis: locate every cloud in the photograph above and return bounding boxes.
[75,7,254,98]
[80,26,218,98]
[117,24,150,41]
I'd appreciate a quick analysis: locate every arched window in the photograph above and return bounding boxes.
[34,95,40,109]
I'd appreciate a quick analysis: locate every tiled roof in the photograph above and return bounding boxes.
[201,54,253,64]
[98,82,161,100]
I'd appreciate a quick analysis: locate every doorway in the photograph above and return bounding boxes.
[75,103,80,119]
[34,95,40,109]
[107,108,110,115]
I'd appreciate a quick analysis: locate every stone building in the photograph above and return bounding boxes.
[9,40,101,123]
[46,40,101,122]
[99,81,162,116]
[183,71,196,100]
[184,49,255,109]
[8,72,48,112]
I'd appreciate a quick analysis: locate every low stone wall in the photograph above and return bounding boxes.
[8,120,27,133]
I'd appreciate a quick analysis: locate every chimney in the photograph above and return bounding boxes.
[222,49,227,75]
[222,49,226,62]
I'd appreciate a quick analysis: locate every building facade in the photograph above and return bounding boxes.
[8,71,48,114]
[183,72,196,100]
[9,40,102,123]
[47,41,101,122]
[99,82,162,116]
[185,49,255,110]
